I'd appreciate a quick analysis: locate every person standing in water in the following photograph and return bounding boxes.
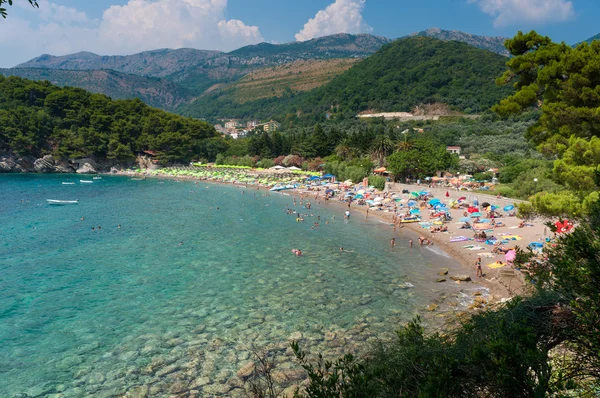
[391,237,396,248]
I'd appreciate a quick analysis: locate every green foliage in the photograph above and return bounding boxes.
[494,31,600,156]
[387,139,458,179]
[0,76,218,163]
[368,175,386,190]
[323,159,372,183]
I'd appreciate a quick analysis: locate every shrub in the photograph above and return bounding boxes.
[368,175,386,190]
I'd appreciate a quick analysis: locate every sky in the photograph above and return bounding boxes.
[0,0,598,67]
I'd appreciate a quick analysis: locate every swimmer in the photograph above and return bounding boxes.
[340,247,344,252]
[409,239,413,247]
[178,241,184,246]
[391,237,396,248]
[117,224,121,229]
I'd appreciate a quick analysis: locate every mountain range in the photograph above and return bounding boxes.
[1,29,598,117]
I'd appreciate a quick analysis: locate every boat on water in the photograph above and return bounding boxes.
[130,177,146,181]
[80,180,93,184]
[62,182,75,185]
[47,199,79,205]
[93,176,102,180]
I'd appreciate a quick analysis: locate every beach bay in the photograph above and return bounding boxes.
[0,174,476,397]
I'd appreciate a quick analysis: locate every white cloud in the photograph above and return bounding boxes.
[295,0,372,42]
[468,0,574,27]
[0,0,263,67]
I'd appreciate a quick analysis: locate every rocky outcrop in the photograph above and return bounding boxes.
[0,153,36,172]
[76,162,97,174]
[33,155,75,173]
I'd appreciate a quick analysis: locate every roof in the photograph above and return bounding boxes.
[142,150,158,156]
[446,146,461,149]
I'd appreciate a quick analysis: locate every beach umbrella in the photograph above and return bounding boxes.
[357,189,366,194]
[323,174,335,178]
[467,207,480,213]
[458,196,467,202]
[419,191,429,196]
[410,192,419,197]
[505,250,517,262]
[470,212,482,217]
[503,204,515,212]
[528,242,544,248]
[459,217,471,222]
[355,194,364,199]
[429,198,441,205]
[407,200,417,206]
[366,200,375,205]
[410,209,421,215]
[491,205,499,210]
[481,202,490,208]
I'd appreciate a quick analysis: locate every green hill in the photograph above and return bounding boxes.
[180,36,513,124]
[0,68,195,110]
[0,76,217,163]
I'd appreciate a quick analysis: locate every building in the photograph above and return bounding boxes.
[224,120,242,129]
[259,120,281,132]
[446,146,461,155]
[246,120,259,130]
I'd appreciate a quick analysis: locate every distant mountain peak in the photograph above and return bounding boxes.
[406,28,509,56]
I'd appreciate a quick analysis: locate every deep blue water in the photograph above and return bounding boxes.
[0,174,465,397]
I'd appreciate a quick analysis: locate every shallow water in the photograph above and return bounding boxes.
[0,174,469,397]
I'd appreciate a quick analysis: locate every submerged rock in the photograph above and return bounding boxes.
[450,275,471,282]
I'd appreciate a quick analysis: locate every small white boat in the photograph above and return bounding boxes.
[80,180,94,184]
[130,177,145,181]
[47,199,79,205]
[93,176,102,180]
[62,182,75,185]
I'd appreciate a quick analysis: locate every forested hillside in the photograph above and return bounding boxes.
[181,37,513,124]
[0,76,218,164]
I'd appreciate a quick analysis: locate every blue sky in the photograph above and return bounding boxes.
[0,0,598,67]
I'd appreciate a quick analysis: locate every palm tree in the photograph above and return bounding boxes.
[396,129,413,152]
[335,139,355,161]
[370,134,394,167]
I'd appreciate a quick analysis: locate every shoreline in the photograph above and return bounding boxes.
[108,169,533,308]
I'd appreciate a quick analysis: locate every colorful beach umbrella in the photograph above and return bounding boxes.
[410,209,421,215]
[503,204,515,212]
[470,212,483,217]
[429,198,441,205]
[407,200,417,206]
[410,192,419,197]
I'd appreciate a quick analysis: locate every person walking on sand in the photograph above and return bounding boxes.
[476,257,483,277]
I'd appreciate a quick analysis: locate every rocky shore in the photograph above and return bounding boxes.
[0,152,127,174]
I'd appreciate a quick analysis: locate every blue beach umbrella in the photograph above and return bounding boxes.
[410,209,421,215]
[323,174,335,178]
[419,191,429,196]
[460,217,471,222]
[307,176,321,181]
[355,194,364,199]
[503,204,515,212]
[529,242,544,248]
[407,200,417,206]
[429,198,441,205]
[470,212,483,217]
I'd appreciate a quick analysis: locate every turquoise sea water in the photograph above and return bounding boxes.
[0,174,472,397]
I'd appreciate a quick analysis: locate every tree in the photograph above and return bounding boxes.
[387,139,458,179]
[369,134,394,167]
[0,0,38,18]
[494,31,600,156]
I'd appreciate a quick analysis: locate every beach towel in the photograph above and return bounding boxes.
[467,246,484,251]
[450,236,470,242]
[503,235,522,240]
[477,252,495,258]
[487,262,506,269]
